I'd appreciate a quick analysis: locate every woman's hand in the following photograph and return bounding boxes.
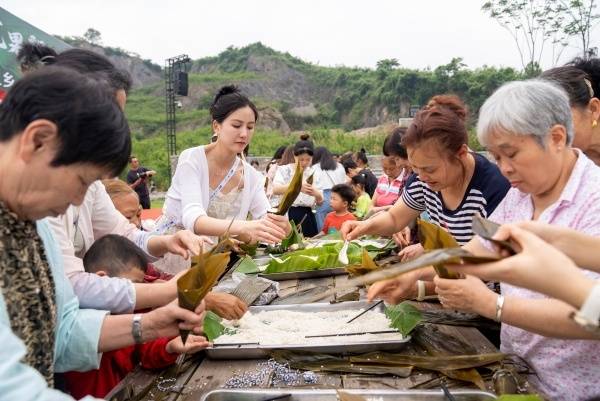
[166,334,210,354]
[301,183,323,204]
[266,213,292,236]
[433,275,497,317]
[205,292,248,320]
[240,217,288,244]
[160,231,214,258]
[340,220,369,241]
[392,227,411,248]
[397,243,424,262]
[367,270,421,303]
[454,225,593,306]
[143,299,205,340]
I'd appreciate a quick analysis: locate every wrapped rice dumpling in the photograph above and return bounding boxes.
[177,250,230,343]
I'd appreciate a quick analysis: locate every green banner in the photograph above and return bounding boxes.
[0,7,70,95]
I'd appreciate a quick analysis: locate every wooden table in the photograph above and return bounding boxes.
[109,274,535,401]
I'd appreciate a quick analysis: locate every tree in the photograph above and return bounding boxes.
[482,0,568,69]
[558,0,600,57]
[376,58,399,79]
[83,28,102,45]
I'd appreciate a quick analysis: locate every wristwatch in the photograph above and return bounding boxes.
[132,314,143,344]
[572,284,600,332]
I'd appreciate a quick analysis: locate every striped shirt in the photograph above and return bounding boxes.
[374,170,408,207]
[402,153,510,244]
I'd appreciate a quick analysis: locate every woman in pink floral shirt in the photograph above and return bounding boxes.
[435,80,600,401]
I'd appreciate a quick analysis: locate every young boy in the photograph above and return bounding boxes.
[322,184,357,234]
[63,234,209,400]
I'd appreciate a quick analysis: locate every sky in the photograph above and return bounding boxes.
[2,0,599,71]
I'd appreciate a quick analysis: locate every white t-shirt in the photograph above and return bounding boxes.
[273,164,316,207]
[313,163,347,191]
[164,145,270,232]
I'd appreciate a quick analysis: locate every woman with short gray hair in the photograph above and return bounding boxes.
[435,79,600,401]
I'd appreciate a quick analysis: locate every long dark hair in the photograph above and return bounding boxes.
[269,145,287,165]
[542,66,595,108]
[312,146,337,170]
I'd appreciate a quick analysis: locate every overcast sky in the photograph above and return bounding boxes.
[3,0,599,71]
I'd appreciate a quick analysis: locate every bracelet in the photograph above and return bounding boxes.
[132,314,143,344]
[495,294,505,322]
[416,280,426,301]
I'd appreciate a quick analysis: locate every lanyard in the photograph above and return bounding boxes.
[210,157,241,203]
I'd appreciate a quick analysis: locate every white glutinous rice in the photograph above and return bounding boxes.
[213,308,403,345]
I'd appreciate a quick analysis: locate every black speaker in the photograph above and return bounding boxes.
[176,71,188,96]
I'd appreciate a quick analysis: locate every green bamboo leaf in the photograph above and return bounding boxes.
[385,302,422,337]
[203,311,235,341]
[235,255,260,274]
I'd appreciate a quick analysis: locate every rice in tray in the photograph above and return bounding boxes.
[213,308,403,345]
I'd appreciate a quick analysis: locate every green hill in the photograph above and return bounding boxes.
[64,40,523,189]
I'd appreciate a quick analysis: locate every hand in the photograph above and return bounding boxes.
[367,270,421,304]
[205,292,248,320]
[454,225,591,305]
[392,227,411,248]
[301,182,317,196]
[265,213,292,236]
[143,299,205,340]
[433,275,496,317]
[165,231,213,258]
[241,218,288,244]
[166,334,210,354]
[397,243,424,262]
[340,220,369,241]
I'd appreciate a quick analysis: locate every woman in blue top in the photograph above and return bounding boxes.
[0,68,206,401]
[341,95,510,302]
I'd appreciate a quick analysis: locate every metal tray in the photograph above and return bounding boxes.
[258,267,348,281]
[206,301,410,360]
[200,389,497,401]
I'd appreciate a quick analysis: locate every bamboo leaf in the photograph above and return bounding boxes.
[309,248,499,302]
[417,219,461,279]
[234,255,260,274]
[203,311,230,341]
[276,160,303,215]
[177,251,230,343]
[345,248,380,276]
[385,302,422,336]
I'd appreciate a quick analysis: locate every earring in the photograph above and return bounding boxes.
[593,120,598,128]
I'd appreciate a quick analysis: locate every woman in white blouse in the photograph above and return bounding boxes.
[162,86,291,247]
[272,134,324,237]
[312,146,347,231]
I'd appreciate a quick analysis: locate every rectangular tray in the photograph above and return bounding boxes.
[206,301,410,360]
[200,389,497,401]
[258,267,348,281]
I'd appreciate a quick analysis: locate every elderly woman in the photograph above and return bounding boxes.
[0,67,205,400]
[434,80,600,401]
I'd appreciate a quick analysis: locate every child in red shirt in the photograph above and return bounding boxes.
[63,235,209,400]
[322,184,357,234]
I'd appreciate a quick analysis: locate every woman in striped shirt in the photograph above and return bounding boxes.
[341,95,510,299]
